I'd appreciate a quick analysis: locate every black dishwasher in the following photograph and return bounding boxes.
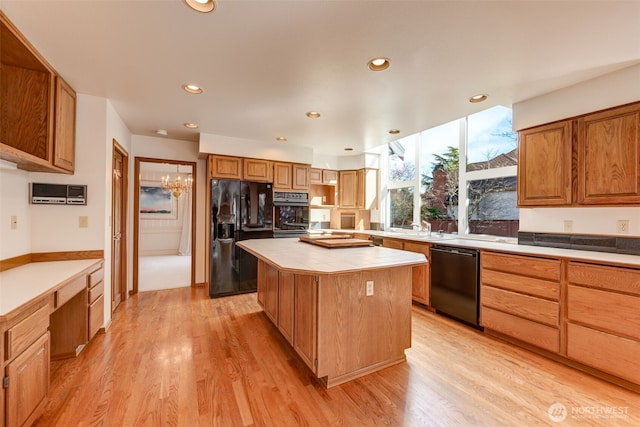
[430,245,481,329]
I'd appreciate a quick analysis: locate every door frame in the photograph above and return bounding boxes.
[133,157,197,294]
[111,140,128,311]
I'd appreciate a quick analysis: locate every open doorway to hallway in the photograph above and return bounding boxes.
[133,157,196,293]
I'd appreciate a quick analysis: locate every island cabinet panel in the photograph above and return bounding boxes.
[258,260,279,324]
[566,261,640,386]
[293,274,317,371]
[576,102,640,205]
[5,332,50,427]
[517,120,573,206]
[277,271,295,344]
[316,266,411,386]
[480,252,561,353]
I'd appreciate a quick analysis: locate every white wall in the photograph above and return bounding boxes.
[0,162,31,259]
[514,64,640,237]
[199,133,314,164]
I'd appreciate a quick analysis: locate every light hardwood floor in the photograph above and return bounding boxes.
[35,287,639,426]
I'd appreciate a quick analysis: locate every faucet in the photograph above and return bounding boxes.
[410,221,431,236]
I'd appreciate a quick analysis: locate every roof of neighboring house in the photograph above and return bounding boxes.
[467,148,518,171]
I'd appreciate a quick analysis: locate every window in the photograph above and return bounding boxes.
[385,105,518,238]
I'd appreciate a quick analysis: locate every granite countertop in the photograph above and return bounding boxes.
[0,259,102,316]
[323,230,640,268]
[237,238,426,274]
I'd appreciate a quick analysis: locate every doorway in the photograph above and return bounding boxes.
[133,157,196,293]
[111,141,128,312]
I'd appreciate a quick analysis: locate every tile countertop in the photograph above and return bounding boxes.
[0,259,102,316]
[237,238,427,274]
[333,230,640,268]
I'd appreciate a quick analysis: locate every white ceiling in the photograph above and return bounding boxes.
[2,1,639,157]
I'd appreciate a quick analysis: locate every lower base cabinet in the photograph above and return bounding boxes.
[5,332,50,427]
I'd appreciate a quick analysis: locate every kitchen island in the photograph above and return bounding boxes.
[237,238,426,388]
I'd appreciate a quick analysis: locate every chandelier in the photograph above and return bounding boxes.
[161,165,193,199]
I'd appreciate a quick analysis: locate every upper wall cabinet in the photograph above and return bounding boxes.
[517,101,640,207]
[243,158,272,182]
[517,120,572,206]
[0,12,76,173]
[208,155,242,179]
[273,162,310,190]
[576,102,640,205]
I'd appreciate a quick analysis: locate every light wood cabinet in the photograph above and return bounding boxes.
[404,241,430,305]
[310,168,322,184]
[0,12,75,174]
[274,162,310,190]
[293,274,317,371]
[208,155,242,179]
[382,237,404,250]
[517,101,640,207]
[566,261,640,385]
[480,252,561,353]
[576,102,640,205]
[517,120,572,206]
[277,271,295,344]
[273,162,292,189]
[292,163,310,190]
[87,266,105,341]
[258,260,279,324]
[5,332,49,427]
[310,168,338,185]
[339,170,358,208]
[243,158,272,182]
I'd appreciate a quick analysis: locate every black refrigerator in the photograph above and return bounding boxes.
[210,179,273,298]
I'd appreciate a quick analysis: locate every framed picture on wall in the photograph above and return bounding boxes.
[140,181,178,219]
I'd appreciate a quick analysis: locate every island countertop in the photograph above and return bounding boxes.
[237,237,427,274]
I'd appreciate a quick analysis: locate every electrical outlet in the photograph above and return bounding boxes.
[366,280,374,296]
[616,219,629,234]
[10,215,17,230]
[563,220,573,233]
[79,216,89,228]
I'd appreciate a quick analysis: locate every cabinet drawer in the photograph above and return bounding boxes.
[55,275,85,308]
[482,252,560,282]
[88,267,104,288]
[88,280,105,305]
[568,285,640,340]
[482,306,559,353]
[88,294,104,340]
[568,262,640,296]
[382,238,403,250]
[404,241,430,256]
[482,286,559,327]
[481,268,559,300]
[567,323,640,385]
[6,304,49,361]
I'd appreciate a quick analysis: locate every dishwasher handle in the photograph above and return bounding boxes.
[431,246,478,257]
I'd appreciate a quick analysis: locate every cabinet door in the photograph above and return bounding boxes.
[577,103,640,204]
[292,164,310,190]
[517,120,572,206]
[309,168,322,184]
[53,76,76,172]
[209,155,242,179]
[262,261,279,324]
[339,170,357,207]
[273,162,292,189]
[88,294,105,340]
[293,274,317,372]
[404,241,430,305]
[6,332,50,427]
[243,158,273,182]
[322,170,338,185]
[278,271,295,344]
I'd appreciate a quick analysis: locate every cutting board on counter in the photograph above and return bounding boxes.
[299,235,373,248]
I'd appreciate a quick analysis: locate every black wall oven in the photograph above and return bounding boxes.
[273,191,310,238]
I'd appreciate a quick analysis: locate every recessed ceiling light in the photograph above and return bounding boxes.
[368,57,390,71]
[389,129,400,135]
[306,111,321,118]
[344,147,353,151]
[182,84,204,94]
[156,129,168,136]
[276,136,287,142]
[469,94,488,103]
[184,122,198,129]
[183,0,216,13]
